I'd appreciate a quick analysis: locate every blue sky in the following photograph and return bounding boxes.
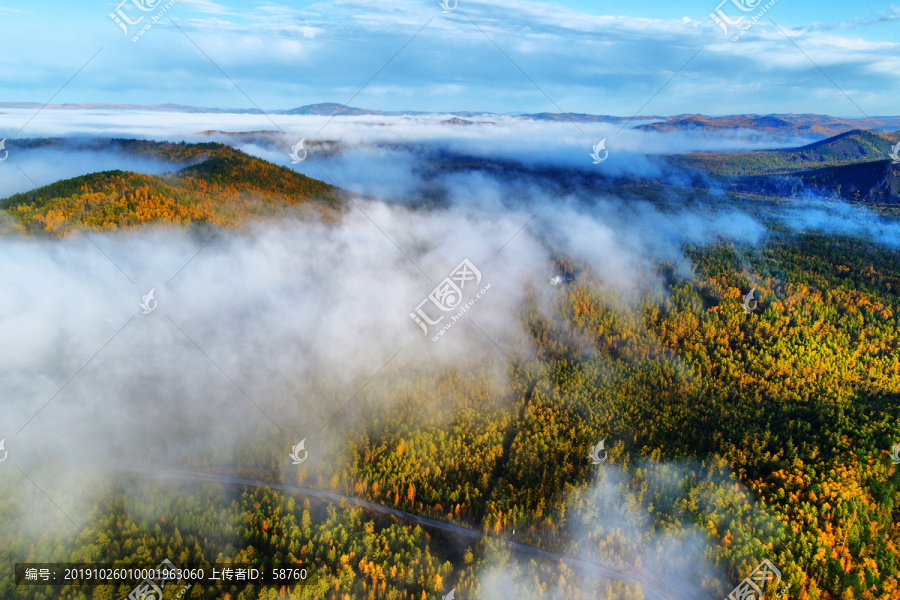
[1,0,898,116]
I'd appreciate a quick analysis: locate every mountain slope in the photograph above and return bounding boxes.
[676,130,896,177]
[800,159,900,202]
[670,130,900,203]
[1,142,344,235]
[725,158,900,204]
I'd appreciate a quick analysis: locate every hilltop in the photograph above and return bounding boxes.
[0,140,344,235]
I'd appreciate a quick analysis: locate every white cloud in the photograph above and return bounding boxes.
[0,0,897,116]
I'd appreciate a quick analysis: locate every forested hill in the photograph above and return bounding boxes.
[0,140,344,235]
[676,130,895,177]
[670,130,900,204]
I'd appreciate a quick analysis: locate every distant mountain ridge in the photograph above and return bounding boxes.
[637,113,900,137]
[2,102,898,136]
[0,101,498,118]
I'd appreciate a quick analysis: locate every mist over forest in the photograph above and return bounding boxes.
[2,0,900,597]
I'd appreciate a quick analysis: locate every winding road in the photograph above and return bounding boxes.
[144,470,714,600]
